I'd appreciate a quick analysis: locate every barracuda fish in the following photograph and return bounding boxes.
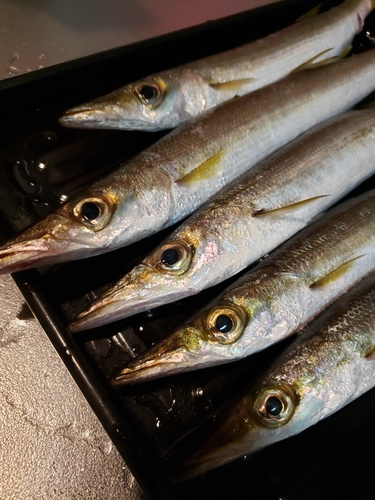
[2,51,375,275]
[70,107,375,332]
[109,189,375,384]
[181,272,375,478]
[59,0,375,131]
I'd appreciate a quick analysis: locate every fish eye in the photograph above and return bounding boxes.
[72,196,113,231]
[254,386,296,427]
[151,240,193,275]
[134,79,166,108]
[140,85,158,101]
[81,202,100,221]
[205,305,246,344]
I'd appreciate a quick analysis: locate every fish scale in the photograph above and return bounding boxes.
[3,50,375,276]
[70,105,375,332]
[60,0,375,131]
[107,189,375,385]
[180,272,375,479]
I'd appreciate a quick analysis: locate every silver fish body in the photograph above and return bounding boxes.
[60,0,375,131]
[182,272,375,478]
[71,107,375,332]
[3,52,375,275]
[110,189,375,384]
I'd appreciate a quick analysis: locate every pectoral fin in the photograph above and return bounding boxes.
[310,255,366,289]
[177,150,225,186]
[252,195,329,218]
[294,46,351,71]
[209,78,256,93]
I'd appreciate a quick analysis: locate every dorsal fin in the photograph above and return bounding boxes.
[310,255,366,289]
[209,78,256,93]
[177,150,225,186]
[296,3,323,22]
[252,195,329,218]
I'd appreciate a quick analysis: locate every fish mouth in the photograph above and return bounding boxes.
[175,407,259,480]
[59,90,153,130]
[69,292,140,332]
[59,84,169,130]
[70,265,192,331]
[110,329,202,385]
[0,232,63,274]
[0,213,100,274]
[59,102,131,129]
[111,347,187,386]
[69,282,162,332]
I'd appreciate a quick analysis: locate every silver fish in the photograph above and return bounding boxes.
[71,107,375,332]
[110,189,375,384]
[2,51,375,275]
[182,271,375,478]
[59,0,375,131]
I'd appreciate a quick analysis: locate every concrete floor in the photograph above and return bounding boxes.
[0,274,144,500]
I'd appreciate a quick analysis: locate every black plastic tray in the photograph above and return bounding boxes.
[2,1,375,499]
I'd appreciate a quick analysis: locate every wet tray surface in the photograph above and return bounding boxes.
[1,1,375,498]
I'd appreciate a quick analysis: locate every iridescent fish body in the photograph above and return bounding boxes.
[2,51,375,275]
[110,189,375,383]
[182,272,375,477]
[60,0,375,131]
[71,107,375,332]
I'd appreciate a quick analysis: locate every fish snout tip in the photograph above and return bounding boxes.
[109,354,165,386]
[109,347,188,385]
[69,302,111,333]
[69,291,152,333]
[59,95,137,129]
[172,441,230,482]
[0,236,54,274]
[110,368,140,386]
[109,329,205,386]
[59,106,106,128]
[69,278,142,332]
[68,315,91,333]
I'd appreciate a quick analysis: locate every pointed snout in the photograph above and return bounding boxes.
[70,263,194,332]
[0,214,72,274]
[110,327,205,385]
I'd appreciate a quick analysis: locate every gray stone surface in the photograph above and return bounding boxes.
[0,274,145,500]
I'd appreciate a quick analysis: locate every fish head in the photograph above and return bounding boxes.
[181,378,324,478]
[0,189,119,273]
[111,325,210,385]
[70,234,200,331]
[106,277,279,384]
[113,287,279,384]
[110,300,253,384]
[0,178,168,274]
[59,70,207,131]
[69,221,237,331]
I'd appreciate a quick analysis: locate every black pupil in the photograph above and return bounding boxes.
[215,314,233,334]
[141,85,157,101]
[161,248,180,266]
[81,202,100,221]
[265,396,283,416]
